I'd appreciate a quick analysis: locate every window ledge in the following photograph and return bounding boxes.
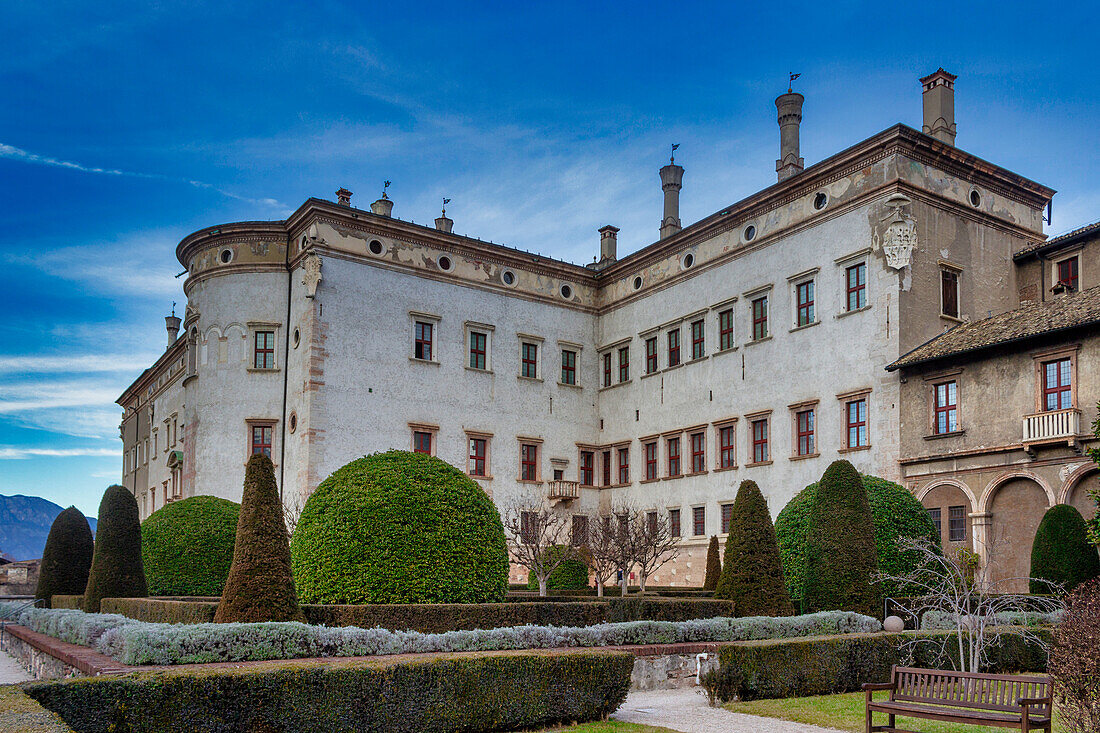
[464,366,493,375]
[517,375,543,383]
[662,475,685,481]
[641,370,660,380]
[713,346,739,358]
[940,314,964,324]
[924,430,966,441]
[836,304,872,319]
[246,367,280,373]
[789,320,820,334]
[558,381,583,390]
[687,470,708,477]
[664,362,684,372]
[789,452,821,461]
[517,479,544,485]
[688,355,710,364]
[469,474,493,481]
[745,460,773,468]
[409,357,440,366]
[639,478,661,485]
[712,465,738,473]
[744,335,772,348]
[838,445,871,454]
[599,379,632,392]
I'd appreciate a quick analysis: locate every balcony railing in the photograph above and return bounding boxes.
[548,480,580,502]
[1022,408,1080,447]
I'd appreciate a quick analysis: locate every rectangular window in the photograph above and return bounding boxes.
[796,280,815,326]
[580,450,594,486]
[618,346,630,382]
[846,263,866,311]
[413,431,432,454]
[667,329,681,367]
[253,330,275,369]
[561,349,576,385]
[645,337,658,374]
[949,505,966,542]
[414,322,433,360]
[721,503,734,534]
[469,332,487,370]
[251,425,272,457]
[847,399,868,448]
[929,507,942,538]
[520,443,538,481]
[718,309,734,351]
[751,419,769,463]
[719,426,735,468]
[646,511,658,536]
[796,409,815,456]
[602,450,612,487]
[691,319,705,359]
[934,381,958,434]
[1043,358,1072,411]
[571,515,589,547]
[667,436,681,477]
[941,269,959,318]
[602,352,612,387]
[690,432,705,473]
[468,438,487,476]
[521,342,539,379]
[669,508,681,538]
[1057,257,1079,291]
[752,296,768,340]
[692,506,706,536]
[644,442,658,480]
[618,447,630,484]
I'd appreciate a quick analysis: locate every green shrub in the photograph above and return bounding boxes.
[215,454,304,623]
[35,507,94,609]
[777,472,940,601]
[1030,504,1100,594]
[50,595,83,609]
[291,451,509,604]
[141,496,240,597]
[527,545,590,590]
[803,460,881,616]
[1050,576,1100,732]
[0,686,74,733]
[703,628,1050,702]
[102,598,218,624]
[25,650,633,733]
[703,536,721,590]
[715,481,793,616]
[83,486,148,613]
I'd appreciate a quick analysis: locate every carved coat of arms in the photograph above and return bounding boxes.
[876,197,918,270]
[301,253,323,298]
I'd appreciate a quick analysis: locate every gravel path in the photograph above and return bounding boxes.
[611,688,845,733]
[0,647,32,684]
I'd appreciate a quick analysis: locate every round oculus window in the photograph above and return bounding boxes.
[438,255,453,271]
[560,284,573,299]
[969,190,982,207]
[292,328,300,348]
[743,225,757,242]
[633,276,643,290]
[288,412,298,434]
[682,253,695,269]
[368,240,384,255]
[501,269,516,286]
[813,192,828,210]
[219,249,233,264]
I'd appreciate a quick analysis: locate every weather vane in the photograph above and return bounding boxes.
[442,197,451,216]
[382,180,391,200]
[171,301,176,317]
[670,143,680,164]
[788,72,801,93]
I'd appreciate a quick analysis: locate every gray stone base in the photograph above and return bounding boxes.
[0,630,83,680]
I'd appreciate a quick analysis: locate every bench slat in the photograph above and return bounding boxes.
[881,667,1052,716]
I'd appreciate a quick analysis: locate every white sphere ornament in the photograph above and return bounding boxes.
[883,615,905,632]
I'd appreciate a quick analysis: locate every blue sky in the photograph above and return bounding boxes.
[1,1,1097,517]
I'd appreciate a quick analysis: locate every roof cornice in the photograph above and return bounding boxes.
[117,337,188,406]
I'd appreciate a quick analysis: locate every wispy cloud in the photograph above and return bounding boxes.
[0,446,118,460]
[0,354,158,374]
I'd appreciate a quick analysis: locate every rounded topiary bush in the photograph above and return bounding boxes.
[141,496,240,596]
[527,545,589,591]
[291,451,510,604]
[777,472,940,602]
[83,485,148,613]
[1030,504,1100,594]
[35,506,94,607]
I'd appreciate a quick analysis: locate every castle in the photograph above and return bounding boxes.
[118,69,1098,589]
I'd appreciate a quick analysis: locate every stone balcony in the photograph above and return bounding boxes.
[1022,408,1081,454]
[547,480,580,504]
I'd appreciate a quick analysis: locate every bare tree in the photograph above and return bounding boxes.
[629,506,681,594]
[501,496,576,597]
[585,501,682,596]
[584,514,621,597]
[283,492,307,540]
[880,536,1063,673]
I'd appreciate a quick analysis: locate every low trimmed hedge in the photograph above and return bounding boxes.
[0,686,74,733]
[703,628,1051,701]
[51,595,84,610]
[95,597,736,632]
[25,650,633,733]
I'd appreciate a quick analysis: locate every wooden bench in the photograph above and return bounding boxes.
[863,665,1052,732]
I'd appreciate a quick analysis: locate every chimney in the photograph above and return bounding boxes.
[435,197,453,232]
[335,188,352,206]
[598,225,619,263]
[165,313,181,350]
[371,196,393,217]
[920,68,957,145]
[775,90,805,181]
[659,157,684,239]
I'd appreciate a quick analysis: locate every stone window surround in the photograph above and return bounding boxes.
[938,259,964,322]
[921,367,965,437]
[1030,344,1080,413]
[787,399,820,460]
[787,267,821,330]
[517,333,544,381]
[247,321,282,372]
[711,296,739,353]
[1049,247,1082,290]
[558,339,584,388]
[408,421,439,457]
[408,310,441,364]
[244,417,278,466]
[712,416,738,471]
[464,429,493,480]
[517,435,544,483]
[464,321,495,373]
[744,409,773,466]
[837,388,872,452]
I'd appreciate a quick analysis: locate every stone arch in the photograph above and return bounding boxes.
[918,479,976,551]
[977,471,1055,514]
[984,473,1053,593]
[1061,464,1098,523]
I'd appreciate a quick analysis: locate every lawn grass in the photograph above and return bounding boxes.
[726,691,1064,732]
[536,723,678,733]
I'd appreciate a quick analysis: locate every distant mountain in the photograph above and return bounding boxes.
[0,494,97,562]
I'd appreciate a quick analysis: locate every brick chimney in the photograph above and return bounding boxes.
[335,188,352,206]
[165,313,181,350]
[599,225,619,264]
[659,158,684,239]
[775,90,805,181]
[920,68,957,145]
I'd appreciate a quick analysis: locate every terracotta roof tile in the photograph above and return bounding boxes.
[1014,219,1100,259]
[887,285,1100,370]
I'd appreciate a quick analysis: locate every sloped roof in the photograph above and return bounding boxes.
[887,285,1100,371]
[1014,219,1100,260]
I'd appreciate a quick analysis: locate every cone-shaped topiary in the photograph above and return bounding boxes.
[215,453,304,623]
[291,451,509,604]
[802,460,881,616]
[83,486,147,612]
[142,496,240,596]
[1030,504,1100,594]
[714,480,794,616]
[35,507,94,608]
[527,545,590,591]
[702,536,721,591]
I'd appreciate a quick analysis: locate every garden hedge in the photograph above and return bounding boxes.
[51,595,84,609]
[35,507,94,608]
[1030,504,1100,594]
[83,485,148,613]
[25,650,633,733]
[141,496,239,597]
[292,451,509,604]
[703,536,721,590]
[527,545,590,590]
[777,471,940,601]
[0,686,74,733]
[715,480,793,616]
[703,628,1051,701]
